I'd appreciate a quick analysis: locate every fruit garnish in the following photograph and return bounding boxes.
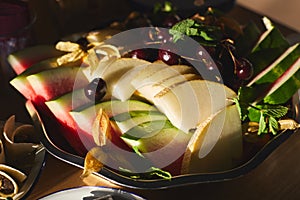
[92,108,113,146]
[81,147,104,178]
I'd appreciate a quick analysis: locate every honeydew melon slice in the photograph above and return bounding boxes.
[138,73,201,102]
[131,61,168,89]
[86,58,150,100]
[181,105,242,174]
[133,65,196,99]
[153,80,237,132]
[112,63,148,101]
[7,45,64,75]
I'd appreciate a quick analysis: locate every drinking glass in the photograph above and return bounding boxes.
[0,1,35,90]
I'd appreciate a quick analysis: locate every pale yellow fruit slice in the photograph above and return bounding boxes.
[85,58,150,100]
[112,63,149,101]
[153,80,237,132]
[140,73,201,103]
[131,61,168,90]
[181,105,243,174]
[135,64,197,101]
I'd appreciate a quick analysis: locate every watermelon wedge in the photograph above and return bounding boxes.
[70,100,157,134]
[26,66,89,103]
[45,88,97,152]
[69,100,159,153]
[10,57,82,101]
[7,45,65,75]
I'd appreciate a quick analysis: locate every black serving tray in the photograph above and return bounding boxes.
[25,92,300,189]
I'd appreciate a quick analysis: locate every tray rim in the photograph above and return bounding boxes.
[25,100,297,189]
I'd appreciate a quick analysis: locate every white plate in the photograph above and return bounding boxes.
[39,186,146,200]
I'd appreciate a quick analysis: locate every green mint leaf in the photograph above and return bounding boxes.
[170,19,220,44]
[258,112,267,135]
[262,104,288,118]
[118,166,172,180]
[199,30,214,41]
[235,86,259,121]
[248,106,261,122]
[269,116,279,135]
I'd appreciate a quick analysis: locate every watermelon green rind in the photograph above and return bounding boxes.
[70,100,158,134]
[263,58,300,104]
[45,88,91,127]
[248,43,300,86]
[7,45,65,75]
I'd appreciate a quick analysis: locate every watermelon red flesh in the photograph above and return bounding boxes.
[26,66,89,103]
[45,88,96,152]
[26,100,88,156]
[10,57,82,101]
[7,45,65,75]
[45,90,134,153]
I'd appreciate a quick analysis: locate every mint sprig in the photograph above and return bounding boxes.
[169,19,221,44]
[235,87,289,135]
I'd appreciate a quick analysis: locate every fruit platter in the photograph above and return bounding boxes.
[7,2,300,189]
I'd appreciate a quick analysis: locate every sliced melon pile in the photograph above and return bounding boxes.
[8,44,243,175]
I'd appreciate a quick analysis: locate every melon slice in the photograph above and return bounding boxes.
[82,58,150,100]
[181,105,242,174]
[112,64,148,101]
[153,80,237,132]
[131,61,168,89]
[70,100,157,136]
[45,88,91,128]
[7,45,64,75]
[26,66,88,102]
[10,57,81,101]
[121,121,192,175]
[138,73,201,102]
[113,110,167,133]
[45,88,96,153]
[133,65,196,100]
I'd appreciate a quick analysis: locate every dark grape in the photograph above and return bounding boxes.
[128,49,148,60]
[127,48,158,62]
[235,58,253,80]
[158,44,180,65]
[84,78,107,101]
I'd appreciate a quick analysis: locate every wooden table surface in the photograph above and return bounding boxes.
[1,2,300,200]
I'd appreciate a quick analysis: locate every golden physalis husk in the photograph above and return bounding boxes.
[55,41,86,66]
[81,147,106,179]
[55,38,121,74]
[243,119,300,134]
[92,108,113,146]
